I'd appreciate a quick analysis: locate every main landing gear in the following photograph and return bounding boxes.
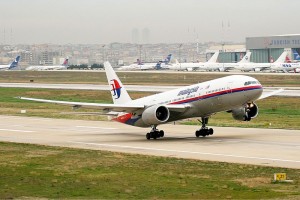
[195,117,214,137]
[146,125,164,140]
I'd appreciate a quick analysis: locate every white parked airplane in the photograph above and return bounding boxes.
[236,52,287,72]
[166,52,219,71]
[26,58,69,71]
[0,56,21,70]
[202,52,251,72]
[19,61,283,140]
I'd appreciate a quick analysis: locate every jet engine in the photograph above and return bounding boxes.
[142,105,170,125]
[218,67,225,72]
[254,68,261,72]
[231,103,258,121]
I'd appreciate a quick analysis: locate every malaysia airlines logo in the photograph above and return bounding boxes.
[110,79,122,99]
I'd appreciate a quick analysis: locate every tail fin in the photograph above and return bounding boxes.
[9,56,20,69]
[163,54,172,64]
[274,52,287,63]
[293,49,300,60]
[104,61,132,104]
[285,55,291,63]
[239,52,251,63]
[207,52,219,63]
[62,58,69,66]
[137,59,143,65]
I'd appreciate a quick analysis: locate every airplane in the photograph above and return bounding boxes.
[19,61,283,140]
[202,52,251,72]
[0,56,21,70]
[26,58,69,71]
[236,52,287,72]
[165,52,219,71]
[118,54,172,71]
[270,54,300,73]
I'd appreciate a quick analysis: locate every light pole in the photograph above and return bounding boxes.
[102,45,106,62]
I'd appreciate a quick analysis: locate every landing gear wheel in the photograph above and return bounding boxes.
[146,133,151,140]
[146,125,165,140]
[159,130,164,138]
[208,128,214,135]
[195,117,214,138]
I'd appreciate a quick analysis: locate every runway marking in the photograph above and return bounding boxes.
[70,141,300,164]
[0,128,35,133]
[75,126,117,130]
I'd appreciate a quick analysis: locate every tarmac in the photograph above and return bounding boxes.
[0,115,299,169]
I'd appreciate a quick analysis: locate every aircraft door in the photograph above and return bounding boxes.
[227,81,233,94]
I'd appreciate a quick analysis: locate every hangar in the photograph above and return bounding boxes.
[246,34,300,63]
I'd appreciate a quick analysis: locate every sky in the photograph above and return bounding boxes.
[0,0,300,44]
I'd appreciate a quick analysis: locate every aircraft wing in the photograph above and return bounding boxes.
[18,97,190,113]
[18,97,145,113]
[258,89,284,100]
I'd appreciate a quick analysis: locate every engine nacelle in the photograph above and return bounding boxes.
[231,103,259,121]
[218,67,225,72]
[142,105,170,125]
[254,68,261,72]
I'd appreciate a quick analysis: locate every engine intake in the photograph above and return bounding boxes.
[142,105,170,125]
[231,103,258,121]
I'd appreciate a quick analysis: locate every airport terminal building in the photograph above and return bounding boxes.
[246,34,300,63]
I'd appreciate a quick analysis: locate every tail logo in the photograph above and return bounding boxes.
[110,79,122,99]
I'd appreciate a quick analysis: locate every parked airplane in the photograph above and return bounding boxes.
[166,52,219,71]
[203,52,251,72]
[236,52,287,72]
[118,54,172,71]
[26,58,69,71]
[0,56,21,70]
[19,61,283,140]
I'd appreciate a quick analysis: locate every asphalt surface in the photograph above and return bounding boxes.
[0,115,299,169]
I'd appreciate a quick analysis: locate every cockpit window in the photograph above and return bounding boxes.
[244,81,259,86]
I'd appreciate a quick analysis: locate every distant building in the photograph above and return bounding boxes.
[246,34,300,62]
[142,28,150,44]
[131,28,140,44]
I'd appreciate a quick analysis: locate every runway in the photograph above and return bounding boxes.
[0,83,299,97]
[0,115,299,169]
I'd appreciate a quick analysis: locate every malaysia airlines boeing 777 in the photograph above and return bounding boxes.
[19,62,283,140]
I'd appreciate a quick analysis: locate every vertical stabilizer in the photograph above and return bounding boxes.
[293,49,300,60]
[274,52,287,63]
[62,58,69,66]
[164,54,172,64]
[104,61,132,104]
[9,56,20,69]
[239,52,251,63]
[207,52,219,63]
